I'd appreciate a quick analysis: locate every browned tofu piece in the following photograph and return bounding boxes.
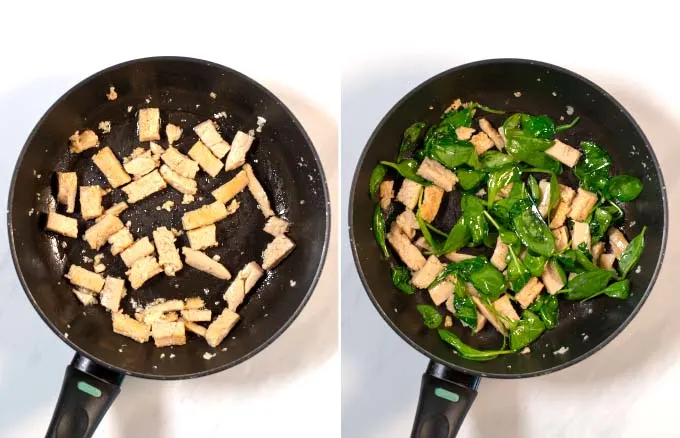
[455,126,475,141]
[161,146,199,179]
[479,118,504,149]
[159,164,197,195]
[112,312,150,343]
[212,170,249,204]
[138,299,185,324]
[490,238,509,271]
[92,147,131,188]
[608,228,629,259]
[262,235,296,270]
[182,201,229,230]
[182,247,232,279]
[552,226,569,252]
[186,225,218,250]
[65,265,105,292]
[419,185,444,223]
[591,241,605,264]
[84,215,124,250]
[224,131,255,171]
[121,170,167,204]
[263,216,290,237]
[599,253,616,270]
[98,202,128,221]
[69,129,99,153]
[395,209,419,240]
[223,262,264,311]
[379,180,394,210]
[138,108,161,142]
[72,288,98,306]
[149,142,165,159]
[472,295,506,336]
[387,223,426,270]
[428,280,454,306]
[165,124,183,145]
[180,309,212,322]
[550,187,576,229]
[57,172,77,213]
[182,319,207,337]
[492,295,520,329]
[151,321,186,347]
[46,212,78,238]
[414,236,432,252]
[243,164,275,218]
[193,120,230,159]
[568,188,598,222]
[444,252,475,262]
[470,132,495,155]
[516,277,544,309]
[188,141,223,178]
[416,158,458,192]
[120,236,155,267]
[127,256,162,289]
[80,186,105,220]
[205,308,240,347]
[545,139,582,168]
[123,148,158,179]
[100,276,127,312]
[571,221,591,251]
[542,261,565,295]
[396,179,423,210]
[185,297,206,310]
[153,227,183,276]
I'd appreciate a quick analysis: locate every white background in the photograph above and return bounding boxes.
[0,2,339,437]
[341,2,680,437]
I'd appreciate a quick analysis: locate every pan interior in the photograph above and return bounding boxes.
[9,57,329,378]
[350,60,666,377]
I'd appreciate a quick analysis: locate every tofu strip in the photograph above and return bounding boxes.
[161,146,199,179]
[188,141,224,177]
[416,158,458,192]
[84,215,124,250]
[224,262,265,311]
[80,186,105,220]
[419,185,444,223]
[411,256,444,289]
[182,247,232,279]
[153,227,183,276]
[112,312,150,343]
[396,179,423,210]
[545,139,582,168]
[139,299,184,324]
[46,212,78,238]
[69,129,99,153]
[159,164,198,195]
[479,118,505,149]
[65,265,105,292]
[243,163,274,217]
[121,170,167,203]
[126,256,162,289]
[212,170,249,204]
[92,147,131,188]
[138,108,161,142]
[120,237,155,267]
[56,172,77,213]
[182,201,230,230]
[537,179,551,218]
[205,308,240,347]
[100,276,127,312]
[429,281,454,306]
[492,295,520,329]
[608,228,629,259]
[490,238,509,271]
[182,319,207,337]
[379,180,394,210]
[180,309,212,322]
[471,295,507,336]
[263,216,290,237]
[386,223,426,270]
[262,235,296,270]
[186,225,218,250]
[224,131,255,171]
[97,202,128,221]
[470,132,495,155]
[123,148,158,178]
[152,321,186,347]
[571,221,591,251]
[193,120,230,159]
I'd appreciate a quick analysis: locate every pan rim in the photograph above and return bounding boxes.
[348,57,668,379]
[7,55,331,380]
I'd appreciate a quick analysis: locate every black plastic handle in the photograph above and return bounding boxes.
[411,360,480,438]
[46,354,125,438]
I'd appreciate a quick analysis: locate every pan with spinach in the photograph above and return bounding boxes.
[369,99,646,360]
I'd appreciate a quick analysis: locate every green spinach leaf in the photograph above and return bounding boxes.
[461,194,488,245]
[507,245,531,292]
[605,175,643,202]
[527,175,541,203]
[563,269,615,300]
[469,263,507,301]
[510,310,546,351]
[487,165,520,208]
[457,169,487,191]
[574,141,611,192]
[520,114,556,139]
[480,150,516,170]
[430,141,480,170]
[372,203,389,258]
[529,294,559,329]
[391,266,414,294]
[619,227,646,278]
[438,329,513,361]
[417,304,443,329]
[453,278,478,330]
[505,132,561,173]
[590,208,613,244]
[398,122,426,161]
[524,252,547,277]
[511,199,555,257]
[555,116,581,132]
[368,164,387,199]
[580,279,630,302]
[380,160,431,185]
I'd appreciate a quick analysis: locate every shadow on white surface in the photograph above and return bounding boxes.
[0,79,339,436]
[341,63,680,438]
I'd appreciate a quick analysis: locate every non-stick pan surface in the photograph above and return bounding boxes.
[350,59,667,378]
[9,57,330,379]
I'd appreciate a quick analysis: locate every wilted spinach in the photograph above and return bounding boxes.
[372,203,389,258]
[520,114,556,139]
[438,329,512,361]
[510,310,546,351]
[457,169,487,191]
[369,164,387,199]
[511,199,555,257]
[563,269,615,300]
[391,266,415,295]
[580,279,630,302]
[590,207,613,243]
[618,226,646,278]
[480,150,516,170]
[556,116,581,132]
[606,175,643,202]
[417,304,443,329]
[487,165,521,208]
[453,278,478,330]
[507,245,531,292]
[432,257,505,300]
[527,175,541,203]
[524,252,547,277]
[461,194,488,245]
[529,294,559,329]
[398,122,426,161]
[574,141,611,192]
[380,160,431,185]
[429,141,480,170]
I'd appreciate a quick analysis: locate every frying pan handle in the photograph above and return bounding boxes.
[46,354,125,438]
[411,360,480,438]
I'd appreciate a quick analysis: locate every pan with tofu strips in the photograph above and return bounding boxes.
[349,59,667,436]
[8,57,329,438]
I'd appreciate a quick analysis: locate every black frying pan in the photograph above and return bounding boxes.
[349,59,667,437]
[8,57,330,437]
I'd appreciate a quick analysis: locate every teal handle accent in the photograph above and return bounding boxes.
[434,387,460,402]
[77,381,102,398]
